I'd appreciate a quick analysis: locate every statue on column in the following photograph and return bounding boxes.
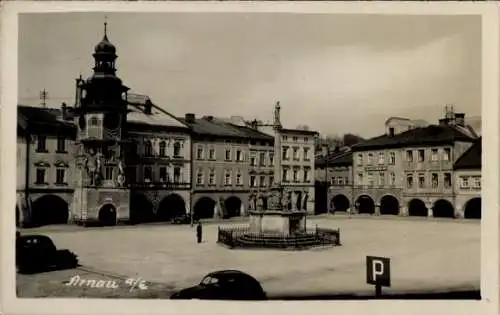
[248,195,256,211]
[273,101,281,128]
[291,192,298,211]
[302,192,309,211]
[218,197,226,218]
[84,148,99,186]
[117,160,126,187]
[256,194,264,211]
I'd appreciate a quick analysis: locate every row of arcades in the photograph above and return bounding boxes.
[17,193,246,228]
[329,194,481,219]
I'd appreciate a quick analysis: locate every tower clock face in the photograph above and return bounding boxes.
[78,115,86,130]
[104,113,120,130]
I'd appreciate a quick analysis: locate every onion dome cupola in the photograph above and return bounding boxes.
[78,21,129,114]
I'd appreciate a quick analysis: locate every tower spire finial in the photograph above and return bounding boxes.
[104,15,108,38]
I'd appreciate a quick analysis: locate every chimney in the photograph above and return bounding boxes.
[388,127,395,137]
[185,113,195,123]
[61,102,68,120]
[144,100,152,115]
[455,113,465,126]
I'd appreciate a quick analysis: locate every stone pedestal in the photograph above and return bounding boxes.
[248,210,307,236]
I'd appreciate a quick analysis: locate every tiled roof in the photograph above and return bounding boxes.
[17,105,76,137]
[352,124,476,151]
[178,116,274,141]
[454,139,481,170]
[316,150,353,168]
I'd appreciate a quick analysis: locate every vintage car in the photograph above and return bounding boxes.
[170,270,267,300]
[16,234,78,273]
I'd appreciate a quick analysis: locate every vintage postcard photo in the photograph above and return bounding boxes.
[1,2,499,315]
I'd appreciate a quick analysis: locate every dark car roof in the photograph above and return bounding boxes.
[19,234,53,241]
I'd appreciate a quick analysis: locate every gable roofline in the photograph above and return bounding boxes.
[454,138,482,170]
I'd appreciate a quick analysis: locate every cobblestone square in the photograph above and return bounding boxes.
[17,216,480,298]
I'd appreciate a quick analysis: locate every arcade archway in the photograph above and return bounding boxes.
[408,199,428,217]
[464,198,481,219]
[157,194,186,222]
[99,204,117,226]
[31,195,69,227]
[193,197,216,220]
[433,199,455,218]
[380,195,400,215]
[330,194,350,212]
[224,196,242,218]
[355,195,375,214]
[130,194,154,223]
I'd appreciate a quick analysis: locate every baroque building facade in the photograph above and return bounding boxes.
[315,110,481,219]
[16,25,318,227]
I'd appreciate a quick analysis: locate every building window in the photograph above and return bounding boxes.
[282,169,289,182]
[269,153,274,166]
[418,173,425,188]
[443,148,451,161]
[196,169,204,185]
[378,152,385,164]
[250,154,257,166]
[304,137,308,143]
[144,140,153,157]
[358,173,364,185]
[56,137,66,153]
[174,167,181,183]
[35,168,46,184]
[282,147,289,160]
[36,135,47,152]
[270,175,274,186]
[236,150,243,162]
[389,152,396,165]
[105,166,114,181]
[368,153,374,165]
[406,150,413,162]
[472,176,481,189]
[225,149,232,161]
[250,175,256,187]
[90,117,99,126]
[56,168,66,184]
[379,172,385,186]
[282,136,288,141]
[357,154,363,165]
[173,142,181,157]
[304,168,311,182]
[259,152,266,166]
[159,141,166,157]
[196,146,204,160]
[208,148,216,160]
[336,177,343,186]
[406,174,414,189]
[444,173,452,189]
[302,147,310,161]
[293,169,299,182]
[390,172,395,185]
[144,166,152,182]
[208,169,216,185]
[260,176,266,187]
[431,148,439,161]
[236,171,243,186]
[418,149,425,162]
[293,136,298,142]
[159,167,168,182]
[460,176,469,189]
[224,170,232,185]
[293,147,300,160]
[367,172,374,186]
[431,173,439,188]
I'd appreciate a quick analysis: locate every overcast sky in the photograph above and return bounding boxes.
[18,13,481,138]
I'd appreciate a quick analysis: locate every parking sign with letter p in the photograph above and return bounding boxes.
[366,256,391,287]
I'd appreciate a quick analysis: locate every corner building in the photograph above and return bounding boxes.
[351,112,478,217]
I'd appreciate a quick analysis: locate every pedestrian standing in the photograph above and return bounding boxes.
[196,222,203,244]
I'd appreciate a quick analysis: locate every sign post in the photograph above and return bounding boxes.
[366,256,391,298]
